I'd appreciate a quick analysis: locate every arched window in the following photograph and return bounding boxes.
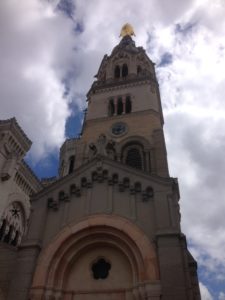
[112,173,118,183]
[0,202,25,246]
[137,65,142,75]
[135,182,142,192]
[92,171,98,181]
[122,64,128,77]
[125,96,132,113]
[68,155,75,174]
[123,178,130,188]
[103,170,108,179]
[125,148,142,169]
[146,186,154,198]
[81,177,87,187]
[114,65,120,78]
[108,99,115,116]
[58,191,65,201]
[117,98,123,115]
[70,184,76,194]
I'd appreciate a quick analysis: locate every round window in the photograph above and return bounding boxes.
[111,122,127,136]
[92,258,111,279]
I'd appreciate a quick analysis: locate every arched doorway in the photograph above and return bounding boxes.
[30,215,161,299]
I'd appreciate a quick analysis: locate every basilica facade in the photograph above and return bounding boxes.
[0,25,201,300]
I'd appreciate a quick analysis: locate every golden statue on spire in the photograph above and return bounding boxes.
[120,23,135,38]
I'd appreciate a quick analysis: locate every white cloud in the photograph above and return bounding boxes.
[219,292,225,300]
[200,282,213,300]
[108,0,224,288]
[0,0,79,159]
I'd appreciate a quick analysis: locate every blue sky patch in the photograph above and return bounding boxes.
[175,22,197,36]
[65,103,83,138]
[158,52,173,67]
[26,150,59,179]
[56,0,75,20]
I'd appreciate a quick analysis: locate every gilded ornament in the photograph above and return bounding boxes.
[120,23,135,37]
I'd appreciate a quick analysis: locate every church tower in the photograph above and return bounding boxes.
[6,24,201,300]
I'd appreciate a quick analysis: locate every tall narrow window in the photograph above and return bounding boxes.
[135,182,142,192]
[68,155,75,174]
[11,230,19,246]
[4,225,13,243]
[59,191,65,201]
[137,65,142,75]
[117,98,123,115]
[114,65,120,78]
[125,96,132,113]
[125,148,142,169]
[108,99,115,116]
[122,64,128,77]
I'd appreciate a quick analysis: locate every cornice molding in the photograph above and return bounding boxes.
[32,155,175,200]
[87,76,158,97]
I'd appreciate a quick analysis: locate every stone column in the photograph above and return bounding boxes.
[144,150,151,173]
[152,129,169,177]
[150,149,156,174]
[106,181,113,213]
[7,196,49,300]
[7,244,41,300]
[114,97,117,115]
[156,233,190,300]
[122,96,126,114]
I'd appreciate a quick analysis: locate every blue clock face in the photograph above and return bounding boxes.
[111,122,127,135]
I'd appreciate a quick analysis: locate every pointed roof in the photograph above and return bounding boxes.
[0,117,32,151]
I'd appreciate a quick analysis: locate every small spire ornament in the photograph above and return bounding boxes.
[120,23,135,37]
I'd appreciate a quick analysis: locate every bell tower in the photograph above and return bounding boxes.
[78,24,169,178]
[7,24,201,300]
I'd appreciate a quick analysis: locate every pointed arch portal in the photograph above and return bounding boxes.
[30,215,160,299]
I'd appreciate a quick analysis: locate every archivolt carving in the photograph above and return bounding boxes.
[30,215,159,299]
[117,135,152,153]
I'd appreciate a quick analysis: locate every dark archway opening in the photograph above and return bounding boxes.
[68,156,75,174]
[126,148,142,169]
[125,96,132,113]
[114,65,120,78]
[122,64,128,77]
[117,98,123,115]
[108,99,115,116]
[137,65,142,75]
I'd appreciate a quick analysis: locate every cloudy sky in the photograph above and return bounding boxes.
[1,0,225,298]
